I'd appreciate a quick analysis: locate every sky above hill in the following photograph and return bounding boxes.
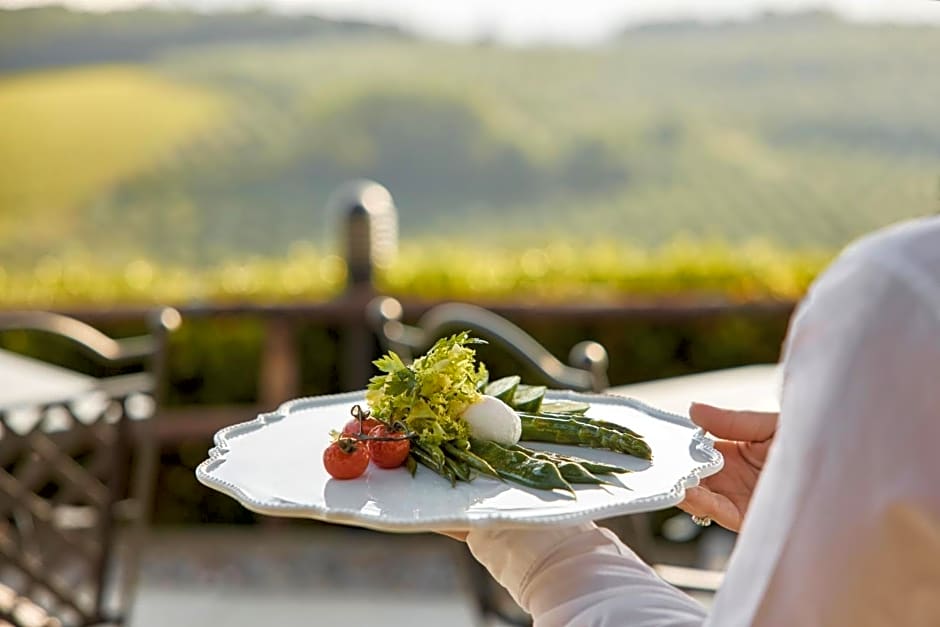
[2,0,939,44]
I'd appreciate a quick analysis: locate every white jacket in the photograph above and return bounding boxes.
[467,217,940,626]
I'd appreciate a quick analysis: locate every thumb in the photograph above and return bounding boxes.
[689,402,777,442]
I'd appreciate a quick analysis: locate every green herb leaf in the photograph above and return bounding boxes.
[373,351,407,374]
[365,332,487,448]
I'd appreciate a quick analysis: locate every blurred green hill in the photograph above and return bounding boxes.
[0,7,937,269]
[0,7,400,71]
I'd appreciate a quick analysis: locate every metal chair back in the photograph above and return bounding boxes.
[368,296,609,392]
[367,296,611,626]
[0,308,179,627]
[367,298,722,618]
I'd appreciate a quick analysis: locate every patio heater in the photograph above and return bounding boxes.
[330,179,398,289]
[328,179,399,388]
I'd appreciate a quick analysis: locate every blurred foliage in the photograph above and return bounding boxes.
[0,65,225,259]
[0,8,937,270]
[381,238,829,302]
[0,238,829,308]
[0,7,394,72]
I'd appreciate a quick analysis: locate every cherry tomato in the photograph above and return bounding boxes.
[342,416,382,437]
[323,438,370,479]
[366,425,411,469]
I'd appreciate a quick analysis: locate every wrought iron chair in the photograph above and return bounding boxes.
[368,297,723,624]
[368,296,614,626]
[368,296,609,392]
[0,308,180,627]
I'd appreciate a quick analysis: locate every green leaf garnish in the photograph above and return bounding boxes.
[366,332,488,448]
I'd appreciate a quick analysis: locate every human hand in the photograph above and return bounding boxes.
[678,402,778,532]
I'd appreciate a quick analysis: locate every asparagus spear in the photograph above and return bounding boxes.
[518,414,652,460]
[567,416,646,441]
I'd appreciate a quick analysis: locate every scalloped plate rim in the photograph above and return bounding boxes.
[195,390,723,532]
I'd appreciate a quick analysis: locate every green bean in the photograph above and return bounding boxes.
[443,442,502,480]
[545,452,632,475]
[469,438,574,494]
[410,445,441,471]
[410,445,451,486]
[416,442,449,470]
[414,443,457,486]
[545,452,631,475]
[518,414,652,460]
[443,454,473,482]
[441,461,457,487]
[511,444,629,479]
[405,453,418,477]
[553,460,610,485]
[523,453,609,484]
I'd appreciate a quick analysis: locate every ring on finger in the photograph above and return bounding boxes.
[690,515,712,527]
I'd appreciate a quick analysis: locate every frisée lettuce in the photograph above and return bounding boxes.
[365,332,488,448]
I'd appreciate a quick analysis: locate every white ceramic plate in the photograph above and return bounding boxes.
[196,390,722,532]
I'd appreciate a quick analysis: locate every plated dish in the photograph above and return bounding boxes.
[196,334,722,532]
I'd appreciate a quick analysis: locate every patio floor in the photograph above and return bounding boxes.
[129,524,493,627]
[128,521,728,626]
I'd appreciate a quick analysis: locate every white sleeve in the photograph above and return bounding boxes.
[466,218,940,627]
[467,523,707,627]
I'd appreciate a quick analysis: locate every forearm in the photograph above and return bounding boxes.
[466,523,707,627]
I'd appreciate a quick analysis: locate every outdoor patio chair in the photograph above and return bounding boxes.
[367,296,724,624]
[0,308,180,627]
[367,296,626,625]
[367,296,609,392]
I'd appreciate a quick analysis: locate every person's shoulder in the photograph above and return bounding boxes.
[839,217,940,275]
[783,217,940,367]
[833,217,940,294]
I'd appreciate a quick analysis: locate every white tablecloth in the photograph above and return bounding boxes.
[608,364,781,416]
[0,348,97,410]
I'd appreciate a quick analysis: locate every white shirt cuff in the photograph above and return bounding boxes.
[466,522,608,607]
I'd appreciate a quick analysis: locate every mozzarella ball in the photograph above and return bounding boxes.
[461,395,522,446]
